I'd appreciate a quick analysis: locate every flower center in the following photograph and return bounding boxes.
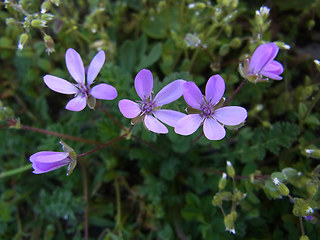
[201,102,214,117]
[77,84,90,97]
[141,100,155,114]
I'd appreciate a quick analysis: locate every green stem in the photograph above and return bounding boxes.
[299,217,305,236]
[0,164,32,179]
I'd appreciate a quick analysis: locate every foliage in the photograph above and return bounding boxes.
[1,0,320,239]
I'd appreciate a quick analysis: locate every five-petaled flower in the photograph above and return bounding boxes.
[118,69,186,134]
[44,48,117,111]
[243,42,284,82]
[174,75,247,140]
[29,141,77,175]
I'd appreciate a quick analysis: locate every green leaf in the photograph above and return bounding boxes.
[137,43,163,69]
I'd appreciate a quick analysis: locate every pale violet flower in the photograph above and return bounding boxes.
[118,69,186,134]
[244,43,284,82]
[175,75,247,140]
[44,48,117,111]
[29,141,77,175]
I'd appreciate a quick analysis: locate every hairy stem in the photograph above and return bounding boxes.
[0,164,32,179]
[7,119,100,145]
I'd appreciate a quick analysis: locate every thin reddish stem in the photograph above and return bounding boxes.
[7,119,100,145]
[223,79,248,107]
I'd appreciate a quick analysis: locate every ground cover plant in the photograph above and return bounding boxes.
[0,0,320,239]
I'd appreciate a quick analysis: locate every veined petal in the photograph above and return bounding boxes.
[134,69,153,101]
[203,118,226,140]
[248,43,279,74]
[183,82,204,109]
[205,74,225,105]
[87,50,105,86]
[90,83,117,100]
[43,75,78,94]
[65,48,85,84]
[144,115,168,134]
[154,80,186,106]
[174,114,203,135]
[119,99,141,118]
[65,95,87,111]
[214,106,247,125]
[32,159,70,174]
[153,109,186,127]
[261,60,283,80]
[30,151,69,163]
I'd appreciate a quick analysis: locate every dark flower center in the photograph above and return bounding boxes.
[141,100,155,114]
[77,84,90,97]
[201,102,214,117]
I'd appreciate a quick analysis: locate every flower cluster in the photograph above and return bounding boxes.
[30,43,283,174]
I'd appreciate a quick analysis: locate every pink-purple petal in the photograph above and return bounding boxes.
[248,43,279,74]
[214,106,247,125]
[65,95,87,111]
[174,114,204,135]
[203,118,226,140]
[32,159,70,174]
[205,74,225,105]
[183,82,204,109]
[87,50,105,86]
[144,115,168,134]
[134,69,153,101]
[118,99,141,118]
[154,80,186,106]
[90,83,117,100]
[65,48,85,84]
[30,151,69,163]
[260,60,283,80]
[43,75,78,94]
[153,109,186,127]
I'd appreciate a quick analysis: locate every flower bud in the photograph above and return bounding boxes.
[218,173,227,190]
[41,13,54,21]
[219,44,230,56]
[6,18,16,25]
[224,211,237,234]
[185,33,201,47]
[212,194,222,206]
[306,182,318,196]
[304,148,320,159]
[226,161,235,178]
[292,198,313,217]
[300,235,310,240]
[230,37,241,48]
[31,19,47,28]
[188,3,206,10]
[314,60,320,72]
[18,33,28,50]
[41,1,52,13]
[51,0,60,6]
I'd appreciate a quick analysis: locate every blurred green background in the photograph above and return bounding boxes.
[0,0,320,239]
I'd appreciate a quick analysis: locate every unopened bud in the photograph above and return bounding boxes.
[218,173,227,190]
[44,35,55,54]
[41,13,54,21]
[274,41,291,50]
[212,194,222,206]
[31,19,47,28]
[314,60,320,72]
[230,37,241,48]
[292,198,313,217]
[226,161,235,178]
[224,211,237,234]
[6,18,16,25]
[259,6,270,18]
[18,33,28,50]
[188,3,206,10]
[277,182,290,196]
[304,148,320,159]
[41,1,52,13]
[185,33,201,47]
[300,236,310,240]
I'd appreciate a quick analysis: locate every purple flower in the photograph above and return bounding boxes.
[245,43,283,81]
[174,75,247,140]
[118,69,186,134]
[29,151,72,174]
[43,48,117,111]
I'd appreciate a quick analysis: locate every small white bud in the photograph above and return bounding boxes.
[272,177,280,185]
